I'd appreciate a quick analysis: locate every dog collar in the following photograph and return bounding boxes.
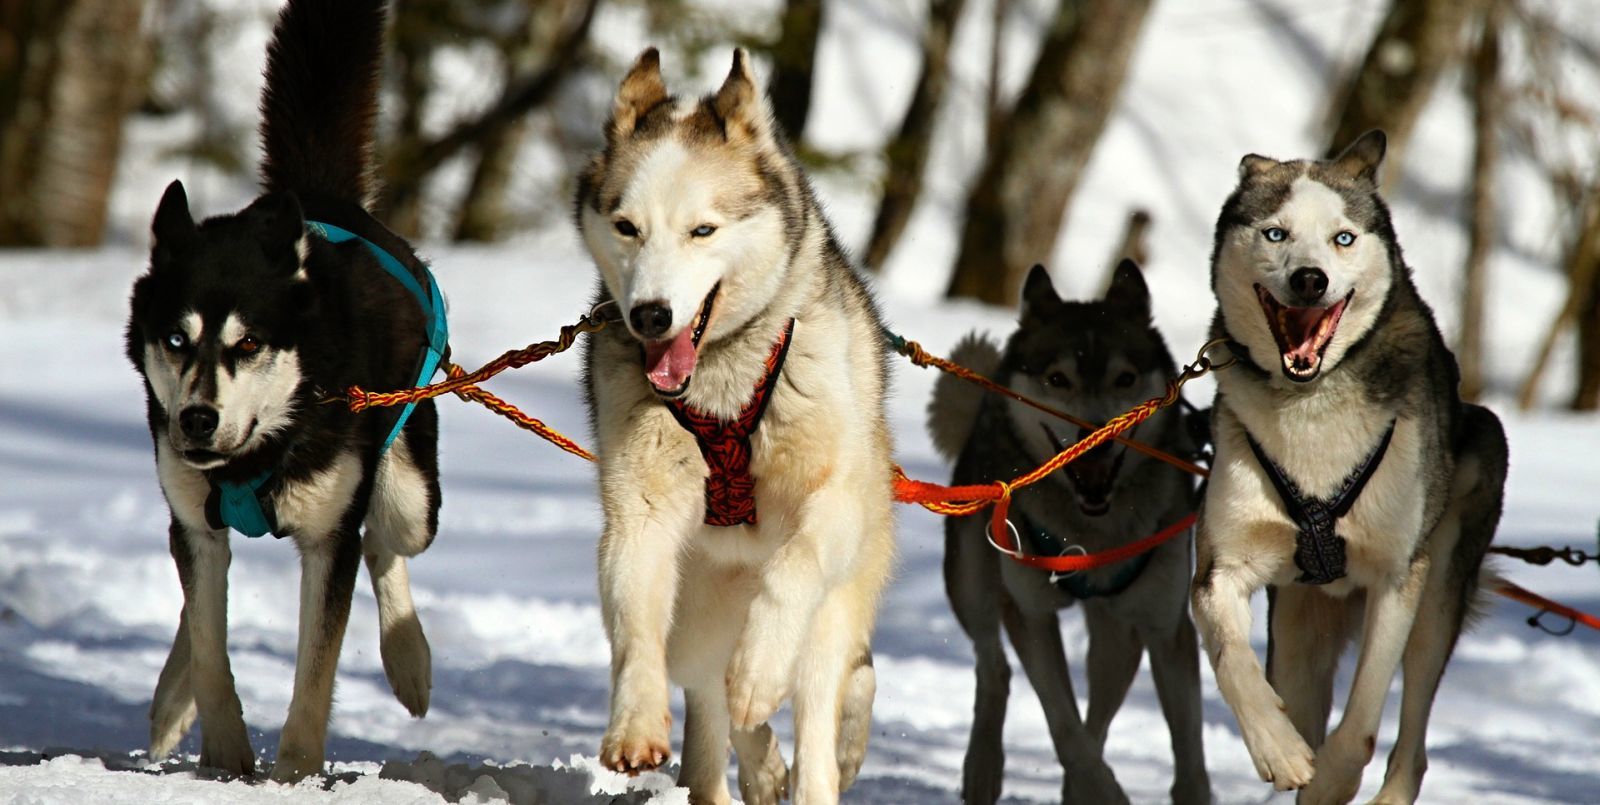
[1012,509,1153,600]
[205,203,447,539]
[1244,420,1396,585]
[665,319,796,527]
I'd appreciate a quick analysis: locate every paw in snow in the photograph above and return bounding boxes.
[601,709,673,775]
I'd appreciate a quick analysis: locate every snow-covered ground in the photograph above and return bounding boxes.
[3,0,1600,802]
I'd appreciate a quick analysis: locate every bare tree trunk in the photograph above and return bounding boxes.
[1575,252,1600,409]
[860,0,967,271]
[1323,0,1481,178]
[768,0,824,143]
[378,0,597,233]
[0,0,149,246]
[1457,2,1501,403]
[985,0,1009,150]
[946,0,1153,305]
[1517,183,1600,410]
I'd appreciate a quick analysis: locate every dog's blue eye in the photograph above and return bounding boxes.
[691,224,717,238]
[613,219,638,237]
[1263,227,1287,242]
[1334,230,1356,247]
[165,331,189,350]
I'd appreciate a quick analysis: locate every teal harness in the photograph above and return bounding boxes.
[206,215,447,538]
[1013,511,1154,600]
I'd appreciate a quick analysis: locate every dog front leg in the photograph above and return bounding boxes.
[270,528,362,783]
[1192,540,1313,791]
[150,522,198,761]
[171,519,256,776]
[598,470,699,775]
[1299,556,1428,805]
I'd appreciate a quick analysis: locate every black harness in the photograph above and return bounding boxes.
[1244,421,1396,585]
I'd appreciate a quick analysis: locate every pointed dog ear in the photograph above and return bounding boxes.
[714,48,773,143]
[610,47,667,141]
[1104,258,1151,320]
[1238,153,1277,180]
[241,191,305,268]
[151,180,195,261]
[1330,129,1386,184]
[1020,264,1063,324]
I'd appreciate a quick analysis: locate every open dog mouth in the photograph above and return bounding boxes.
[1043,424,1125,517]
[1255,284,1353,382]
[641,282,720,398]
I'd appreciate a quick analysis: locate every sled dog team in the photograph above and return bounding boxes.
[124,1,1507,803]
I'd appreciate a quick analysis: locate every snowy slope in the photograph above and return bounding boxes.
[4,0,1600,802]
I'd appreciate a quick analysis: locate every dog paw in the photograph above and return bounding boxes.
[1296,735,1368,805]
[601,709,672,775]
[268,739,325,784]
[735,732,789,805]
[198,724,256,778]
[148,698,198,761]
[960,756,1003,804]
[725,636,795,731]
[1241,711,1315,791]
[380,617,432,718]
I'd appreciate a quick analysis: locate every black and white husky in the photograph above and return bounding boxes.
[1192,130,1508,805]
[126,0,440,782]
[929,263,1210,804]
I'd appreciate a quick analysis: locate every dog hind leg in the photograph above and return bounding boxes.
[363,548,430,716]
[149,606,198,760]
[1143,608,1212,805]
[731,722,789,805]
[834,650,875,791]
[271,528,362,783]
[946,517,1009,804]
[1265,584,1352,749]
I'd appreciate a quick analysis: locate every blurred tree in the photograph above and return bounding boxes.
[0,0,150,246]
[378,0,598,237]
[1457,0,1502,403]
[1322,0,1483,178]
[768,0,824,143]
[1519,182,1600,411]
[945,0,1153,304]
[861,0,967,272]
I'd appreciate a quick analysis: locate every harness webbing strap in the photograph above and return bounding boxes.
[1245,421,1396,585]
[666,319,796,527]
[208,470,275,538]
[1013,510,1156,599]
[306,219,449,453]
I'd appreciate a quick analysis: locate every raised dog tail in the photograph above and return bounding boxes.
[258,0,386,207]
[926,332,1002,462]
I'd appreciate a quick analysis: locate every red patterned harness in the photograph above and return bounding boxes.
[665,319,796,527]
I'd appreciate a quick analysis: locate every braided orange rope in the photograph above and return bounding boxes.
[888,333,1215,479]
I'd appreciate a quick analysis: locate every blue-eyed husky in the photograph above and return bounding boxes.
[1192,130,1508,805]
[126,0,439,782]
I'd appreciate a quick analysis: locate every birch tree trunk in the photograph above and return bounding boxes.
[1457,2,1501,403]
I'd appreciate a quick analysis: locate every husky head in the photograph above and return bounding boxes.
[1212,130,1400,383]
[1001,262,1177,517]
[127,180,311,470]
[576,47,800,398]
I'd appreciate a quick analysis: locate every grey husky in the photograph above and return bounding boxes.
[1191,130,1508,805]
[575,49,895,804]
[929,262,1211,804]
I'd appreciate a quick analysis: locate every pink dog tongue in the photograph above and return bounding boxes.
[644,327,698,391]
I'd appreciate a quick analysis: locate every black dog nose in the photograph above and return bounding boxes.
[179,406,219,441]
[629,302,673,339]
[1290,267,1328,303]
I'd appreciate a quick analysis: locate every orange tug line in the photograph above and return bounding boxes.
[335,307,1598,631]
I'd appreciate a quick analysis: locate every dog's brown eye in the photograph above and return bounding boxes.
[614,219,638,237]
[1047,372,1072,389]
[235,336,261,355]
[1114,371,1136,388]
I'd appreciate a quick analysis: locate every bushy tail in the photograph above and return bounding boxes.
[1456,403,1510,627]
[258,0,385,207]
[926,332,1002,462]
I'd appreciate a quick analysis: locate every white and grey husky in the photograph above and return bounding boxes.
[575,48,895,804]
[929,262,1211,804]
[1192,130,1508,805]
[126,0,438,782]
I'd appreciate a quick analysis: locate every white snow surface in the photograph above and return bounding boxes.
[3,0,1600,802]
